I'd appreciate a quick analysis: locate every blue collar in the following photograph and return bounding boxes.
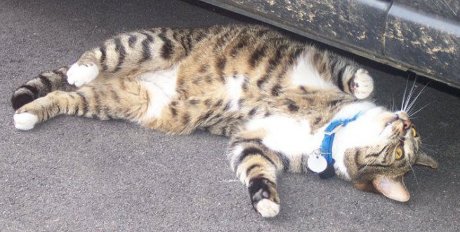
[319,113,361,179]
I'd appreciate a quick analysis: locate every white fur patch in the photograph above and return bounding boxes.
[139,66,178,120]
[255,199,280,218]
[245,115,322,157]
[14,112,38,130]
[67,62,99,87]
[331,102,386,179]
[352,69,374,99]
[225,75,245,111]
[289,52,335,89]
[229,145,244,172]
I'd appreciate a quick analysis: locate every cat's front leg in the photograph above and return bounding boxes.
[229,132,286,217]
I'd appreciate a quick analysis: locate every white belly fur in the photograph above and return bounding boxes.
[139,66,178,120]
[245,115,323,158]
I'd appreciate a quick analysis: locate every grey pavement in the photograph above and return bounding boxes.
[0,0,459,231]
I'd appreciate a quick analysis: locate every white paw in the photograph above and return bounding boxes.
[67,62,99,87]
[14,112,38,130]
[351,69,374,99]
[255,199,280,218]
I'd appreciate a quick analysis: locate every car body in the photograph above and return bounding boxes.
[200,0,460,88]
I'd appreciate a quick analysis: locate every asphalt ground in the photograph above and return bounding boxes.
[0,0,459,231]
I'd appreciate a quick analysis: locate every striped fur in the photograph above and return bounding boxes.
[11,25,436,217]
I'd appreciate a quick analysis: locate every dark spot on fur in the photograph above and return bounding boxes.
[239,147,264,163]
[203,75,212,84]
[314,117,322,125]
[139,33,154,63]
[271,84,281,96]
[11,93,33,110]
[257,75,269,88]
[246,164,261,176]
[188,99,199,105]
[223,102,231,111]
[170,106,177,117]
[128,34,137,48]
[214,99,223,108]
[181,113,191,125]
[113,37,126,72]
[249,45,267,67]
[288,103,299,112]
[99,45,108,71]
[38,75,52,93]
[248,177,276,204]
[199,64,209,73]
[158,33,174,60]
[216,57,226,71]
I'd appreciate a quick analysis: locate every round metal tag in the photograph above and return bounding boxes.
[307,154,328,173]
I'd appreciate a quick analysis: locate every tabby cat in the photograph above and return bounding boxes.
[11,25,437,217]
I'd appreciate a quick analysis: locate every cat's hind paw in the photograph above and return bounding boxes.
[14,112,38,130]
[67,62,99,87]
[351,69,374,99]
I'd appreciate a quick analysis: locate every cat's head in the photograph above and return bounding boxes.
[333,107,438,202]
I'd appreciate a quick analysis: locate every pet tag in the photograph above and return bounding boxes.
[307,154,328,173]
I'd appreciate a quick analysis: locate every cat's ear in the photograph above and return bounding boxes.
[372,175,410,202]
[415,152,438,169]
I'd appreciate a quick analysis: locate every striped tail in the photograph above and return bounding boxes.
[11,66,75,110]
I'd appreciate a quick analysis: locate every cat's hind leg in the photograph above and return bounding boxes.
[228,130,287,217]
[66,28,208,87]
[13,79,148,130]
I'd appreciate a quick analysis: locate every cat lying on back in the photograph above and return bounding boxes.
[11,25,437,217]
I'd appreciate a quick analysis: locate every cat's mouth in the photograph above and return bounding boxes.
[381,112,412,136]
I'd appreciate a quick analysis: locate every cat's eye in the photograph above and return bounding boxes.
[411,127,418,137]
[395,146,404,160]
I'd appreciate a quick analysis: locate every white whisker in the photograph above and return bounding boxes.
[391,97,395,112]
[420,146,440,156]
[406,83,429,114]
[408,102,431,117]
[401,77,410,111]
[408,160,419,186]
[404,79,417,111]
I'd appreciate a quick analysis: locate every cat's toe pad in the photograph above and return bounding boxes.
[254,199,280,218]
[67,62,99,87]
[14,112,38,130]
[351,69,374,99]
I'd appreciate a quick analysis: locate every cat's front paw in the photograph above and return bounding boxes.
[248,177,280,218]
[350,69,374,99]
[14,112,38,130]
[67,62,99,87]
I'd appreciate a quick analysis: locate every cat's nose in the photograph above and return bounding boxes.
[397,112,412,130]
